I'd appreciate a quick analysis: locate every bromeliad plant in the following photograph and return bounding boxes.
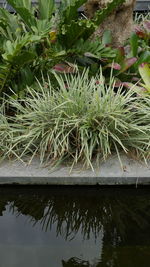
[101,27,150,90]
[0,0,125,96]
[123,62,150,95]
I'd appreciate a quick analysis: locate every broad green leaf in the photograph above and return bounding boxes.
[5,40,14,55]
[59,19,96,48]
[130,32,138,57]
[38,0,55,20]
[139,63,150,91]
[102,30,112,45]
[33,19,52,35]
[0,8,21,40]
[12,51,36,66]
[8,0,32,10]
[60,0,87,24]
[7,0,36,31]
[13,7,37,30]
[136,51,150,66]
[115,47,125,63]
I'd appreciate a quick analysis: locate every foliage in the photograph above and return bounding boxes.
[107,15,150,92]
[0,0,125,97]
[58,0,125,47]
[125,63,150,94]
[5,70,150,169]
[138,62,150,93]
[0,104,13,158]
[0,1,150,169]
[53,12,150,86]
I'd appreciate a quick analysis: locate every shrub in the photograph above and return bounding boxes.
[0,0,125,97]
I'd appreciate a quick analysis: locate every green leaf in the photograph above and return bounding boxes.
[32,20,52,36]
[139,63,150,92]
[7,0,37,31]
[0,63,11,94]
[136,51,150,66]
[12,51,36,66]
[60,0,87,24]
[12,0,32,10]
[115,47,125,63]
[130,32,138,57]
[93,0,125,26]
[102,30,112,45]
[59,19,96,48]
[0,8,21,40]
[59,0,126,48]
[38,0,55,20]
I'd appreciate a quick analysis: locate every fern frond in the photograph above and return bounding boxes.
[72,38,116,59]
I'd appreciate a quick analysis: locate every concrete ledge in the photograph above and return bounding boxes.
[0,154,150,185]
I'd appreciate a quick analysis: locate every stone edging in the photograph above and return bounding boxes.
[0,154,149,185]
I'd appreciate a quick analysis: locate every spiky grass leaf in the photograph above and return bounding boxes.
[5,69,150,169]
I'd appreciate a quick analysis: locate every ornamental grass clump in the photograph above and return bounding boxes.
[7,70,150,168]
[0,105,13,158]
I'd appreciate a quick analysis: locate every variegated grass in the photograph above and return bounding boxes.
[134,11,150,24]
[0,103,14,159]
[5,69,150,169]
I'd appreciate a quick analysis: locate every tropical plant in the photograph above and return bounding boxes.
[123,62,150,95]
[97,22,150,90]
[0,0,125,96]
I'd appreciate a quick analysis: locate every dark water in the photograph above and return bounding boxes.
[0,187,150,267]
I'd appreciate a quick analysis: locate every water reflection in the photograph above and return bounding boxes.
[0,187,150,267]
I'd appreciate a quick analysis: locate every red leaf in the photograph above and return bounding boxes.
[53,63,76,73]
[134,25,147,39]
[114,80,122,87]
[104,62,121,70]
[111,62,121,70]
[95,80,104,85]
[143,20,150,33]
[119,57,137,73]
[125,57,137,66]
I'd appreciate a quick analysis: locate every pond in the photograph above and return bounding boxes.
[0,186,150,267]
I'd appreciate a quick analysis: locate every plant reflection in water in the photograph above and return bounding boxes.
[0,187,150,267]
